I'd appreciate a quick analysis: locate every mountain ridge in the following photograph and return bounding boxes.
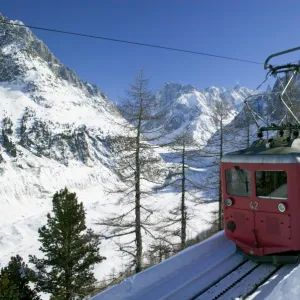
[0,12,109,100]
[141,82,253,145]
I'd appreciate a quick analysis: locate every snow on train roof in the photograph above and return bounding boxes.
[222,138,300,164]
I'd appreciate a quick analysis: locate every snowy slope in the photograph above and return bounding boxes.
[0,12,126,245]
[0,12,138,287]
[92,229,300,300]
[264,265,300,300]
[91,231,237,300]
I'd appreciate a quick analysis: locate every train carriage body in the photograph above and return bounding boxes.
[221,139,300,260]
[219,46,300,263]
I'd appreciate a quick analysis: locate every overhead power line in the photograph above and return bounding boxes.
[0,20,263,65]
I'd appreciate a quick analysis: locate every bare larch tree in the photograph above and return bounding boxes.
[156,129,210,250]
[201,94,233,231]
[97,70,165,274]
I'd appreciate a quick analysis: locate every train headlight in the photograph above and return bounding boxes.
[227,221,236,232]
[225,198,233,207]
[278,203,286,213]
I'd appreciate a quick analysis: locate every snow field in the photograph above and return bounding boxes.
[91,231,237,300]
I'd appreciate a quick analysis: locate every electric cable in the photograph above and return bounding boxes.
[0,20,263,65]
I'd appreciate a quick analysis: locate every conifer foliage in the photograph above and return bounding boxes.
[0,255,40,300]
[30,188,105,300]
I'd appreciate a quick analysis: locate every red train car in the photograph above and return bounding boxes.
[221,46,300,264]
[222,136,300,263]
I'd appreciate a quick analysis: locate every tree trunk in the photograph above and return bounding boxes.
[159,240,163,262]
[181,139,187,249]
[65,230,72,300]
[135,171,142,273]
[135,106,142,274]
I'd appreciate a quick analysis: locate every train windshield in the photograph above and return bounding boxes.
[225,168,251,197]
[255,171,287,199]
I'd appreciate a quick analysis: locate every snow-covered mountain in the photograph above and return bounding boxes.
[0,13,140,285]
[142,82,252,144]
[0,12,131,204]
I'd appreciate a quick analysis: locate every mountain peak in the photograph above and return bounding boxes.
[143,82,252,146]
[203,86,224,93]
[159,82,196,102]
[233,83,241,90]
[0,13,104,98]
[163,82,196,91]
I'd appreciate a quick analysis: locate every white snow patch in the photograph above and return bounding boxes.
[91,231,234,300]
[265,264,300,300]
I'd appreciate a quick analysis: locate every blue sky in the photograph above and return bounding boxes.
[1,0,300,101]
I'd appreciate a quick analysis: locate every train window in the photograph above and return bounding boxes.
[255,171,287,199]
[225,168,251,197]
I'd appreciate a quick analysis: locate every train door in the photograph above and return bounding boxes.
[252,168,291,250]
[223,166,256,247]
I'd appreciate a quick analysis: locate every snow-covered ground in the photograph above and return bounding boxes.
[92,231,300,300]
[264,264,300,300]
[0,182,217,276]
[91,231,236,300]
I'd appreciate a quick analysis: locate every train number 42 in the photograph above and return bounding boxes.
[250,201,259,210]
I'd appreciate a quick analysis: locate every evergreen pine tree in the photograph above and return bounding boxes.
[0,255,40,300]
[29,188,105,300]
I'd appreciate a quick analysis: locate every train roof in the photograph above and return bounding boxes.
[222,137,300,164]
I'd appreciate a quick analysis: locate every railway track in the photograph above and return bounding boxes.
[160,252,245,300]
[160,253,284,300]
[191,260,283,300]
